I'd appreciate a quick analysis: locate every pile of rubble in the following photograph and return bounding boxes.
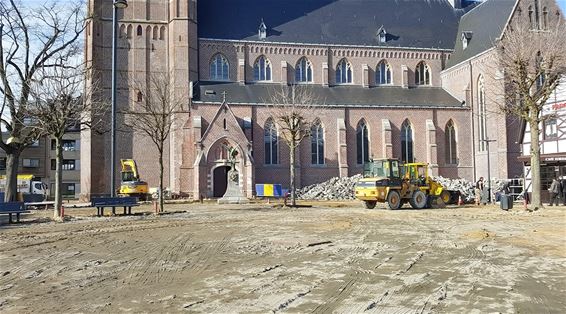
[430,176,475,202]
[296,174,362,200]
[296,175,512,202]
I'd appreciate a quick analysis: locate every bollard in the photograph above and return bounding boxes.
[61,205,65,218]
[153,200,158,213]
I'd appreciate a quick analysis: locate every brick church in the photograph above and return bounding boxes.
[82,0,563,199]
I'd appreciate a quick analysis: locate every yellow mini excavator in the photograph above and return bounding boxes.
[119,159,149,201]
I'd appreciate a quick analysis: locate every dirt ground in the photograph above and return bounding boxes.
[1,201,565,313]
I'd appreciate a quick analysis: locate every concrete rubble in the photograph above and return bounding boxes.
[296,175,515,202]
[296,175,362,200]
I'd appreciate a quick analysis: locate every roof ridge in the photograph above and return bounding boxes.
[460,0,491,19]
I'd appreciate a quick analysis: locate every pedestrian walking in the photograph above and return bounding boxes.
[549,177,560,206]
[475,177,484,206]
[561,177,566,206]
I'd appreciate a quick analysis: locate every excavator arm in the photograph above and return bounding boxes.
[121,159,140,182]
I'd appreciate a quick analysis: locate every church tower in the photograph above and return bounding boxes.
[81,0,198,199]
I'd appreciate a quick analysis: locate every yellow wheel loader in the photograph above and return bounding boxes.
[119,159,149,201]
[354,159,455,209]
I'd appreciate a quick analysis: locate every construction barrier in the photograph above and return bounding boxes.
[255,184,284,198]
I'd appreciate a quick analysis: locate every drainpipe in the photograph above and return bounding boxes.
[469,60,477,182]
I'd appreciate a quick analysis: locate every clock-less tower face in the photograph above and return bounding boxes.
[82,0,198,197]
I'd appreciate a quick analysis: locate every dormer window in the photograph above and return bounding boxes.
[377,26,387,43]
[461,31,473,49]
[258,19,267,40]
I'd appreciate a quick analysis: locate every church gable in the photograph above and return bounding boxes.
[200,101,250,149]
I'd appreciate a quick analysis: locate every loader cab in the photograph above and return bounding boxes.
[363,158,401,179]
[402,163,429,187]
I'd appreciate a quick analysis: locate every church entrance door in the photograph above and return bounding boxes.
[213,166,230,197]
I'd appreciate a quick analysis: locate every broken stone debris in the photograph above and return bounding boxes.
[296,174,362,200]
[296,175,513,202]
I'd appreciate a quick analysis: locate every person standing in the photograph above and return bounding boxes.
[475,177,484,206]
[561,177,566,206]
[549,178,560,206]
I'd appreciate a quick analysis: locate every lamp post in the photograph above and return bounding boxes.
[111,0,128,197]
[482,139,496,203]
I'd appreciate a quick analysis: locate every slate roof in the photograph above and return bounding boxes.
[194,82,464,108]
[446,0,517,68]
[198,0,465,49]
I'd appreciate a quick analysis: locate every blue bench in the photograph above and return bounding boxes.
[0,202,28,223]
[91,197,139,216]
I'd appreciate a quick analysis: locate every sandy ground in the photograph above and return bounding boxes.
[0,201,565,313]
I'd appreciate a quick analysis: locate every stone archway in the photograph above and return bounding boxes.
[213,165,230,197]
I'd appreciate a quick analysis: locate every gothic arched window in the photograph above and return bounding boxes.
[376,60,392,85]
[415,61,430,85]
[356,121,369,164]
[445,120,457,164]
[152,26,158,40]
[126,24,133,38]
[264,119,278,165]
[401,120,414,163]
[254,55,272,81]
[336,58,352,84]
[311,122,324,165]
[295,57,313,83]
[136,25,143,36]
[210,54,229,81]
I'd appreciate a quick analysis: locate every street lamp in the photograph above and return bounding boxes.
[482,139,496,203]
[111,0,128,197]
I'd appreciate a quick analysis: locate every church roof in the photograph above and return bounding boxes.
[198,0,465,50]
[446,0,517,68]
[194,82,464,108]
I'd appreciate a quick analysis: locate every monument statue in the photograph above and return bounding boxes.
[218,145,249,204]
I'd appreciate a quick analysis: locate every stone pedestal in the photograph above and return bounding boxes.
[218,169,249,204]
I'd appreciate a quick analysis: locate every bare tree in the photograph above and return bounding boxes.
[26,65,107,221]
[497,19,566,208]
[266,85,321,207]
[123,73,188,213]
[0,0,86,201]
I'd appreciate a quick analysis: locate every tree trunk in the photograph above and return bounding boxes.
[290,143,296,207]
[4,151,20,202]
[529,118,542,208]
[54,137,64,220]
[158,147,164,213]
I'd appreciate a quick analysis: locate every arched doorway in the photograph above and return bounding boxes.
[213,166,230,197]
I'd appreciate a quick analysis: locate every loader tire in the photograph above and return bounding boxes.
[387,191,401,210]
[409,190,427,209]
[364,201,377,209]
[440,190,451,204]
